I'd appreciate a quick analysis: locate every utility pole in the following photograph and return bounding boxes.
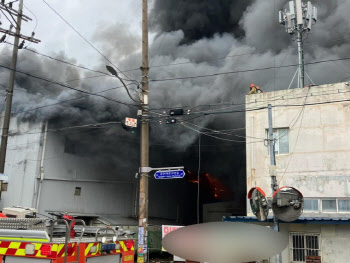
[0,0,23,195]
[279,0,317,88]
[0,0,40,198]
[138,0,149,262]
[268,104,281,263]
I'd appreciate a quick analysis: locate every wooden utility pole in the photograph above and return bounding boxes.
[0,0,40,198]
[138,0,149,262]
[0,0,24,196]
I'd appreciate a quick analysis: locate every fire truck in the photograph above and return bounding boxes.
[0,207,135,263]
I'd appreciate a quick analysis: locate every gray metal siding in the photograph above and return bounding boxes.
[38,180,134,216]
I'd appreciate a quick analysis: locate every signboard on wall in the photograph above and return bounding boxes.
[162,225,185,262]
[125,117,137,128]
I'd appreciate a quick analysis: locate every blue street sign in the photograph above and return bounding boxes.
[154,170,185,179]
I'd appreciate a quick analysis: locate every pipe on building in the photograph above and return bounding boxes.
[251,116,255,187]
[35,121,48,210]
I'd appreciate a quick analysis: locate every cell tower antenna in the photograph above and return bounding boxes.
[279,0,317,88]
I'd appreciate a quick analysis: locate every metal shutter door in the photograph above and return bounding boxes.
[86,254,121,263]
[4,257,51,263]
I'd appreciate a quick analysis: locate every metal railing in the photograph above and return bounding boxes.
[290,232,321,262]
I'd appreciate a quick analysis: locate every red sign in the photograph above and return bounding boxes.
[162,225,184,252]
[125,117,137,128]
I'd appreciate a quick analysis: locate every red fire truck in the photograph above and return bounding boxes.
[0,215,135,263]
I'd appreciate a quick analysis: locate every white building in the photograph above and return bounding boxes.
[224,82,350,263]
[0,118,138,225]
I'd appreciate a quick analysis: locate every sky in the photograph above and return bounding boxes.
[17,0,144,68]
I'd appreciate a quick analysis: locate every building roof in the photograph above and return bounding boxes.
[223,216,350,225]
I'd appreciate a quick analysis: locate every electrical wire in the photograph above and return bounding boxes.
[172,92,350,140]
[150,85,350,118]
[7,121,122,137]
[277,89,310,186]
[149,76,350,113]
[42,0,133,82]
[0,9,15,28]
[23,3,37,31]
[121,37,350,74]
[0,63,139,108]
[3,41,134,82]
[181,122,263,144]
[151,89,350,124]
[184,121,264,140]
[0,83,134,120]
[3,4,20,30]
[150,57,350,82]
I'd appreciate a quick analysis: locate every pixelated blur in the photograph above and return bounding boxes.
[162,222,288,263]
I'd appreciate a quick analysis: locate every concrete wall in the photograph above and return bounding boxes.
[282,223,350,263]
[245,82,350,216]
[248,222,350,263]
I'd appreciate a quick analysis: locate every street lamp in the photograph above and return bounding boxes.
[106,65,140,103]
[106,63,149,263]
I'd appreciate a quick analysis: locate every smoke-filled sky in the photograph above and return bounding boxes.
[0,0,349,222]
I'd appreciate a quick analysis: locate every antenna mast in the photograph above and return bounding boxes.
[279,0,317,88]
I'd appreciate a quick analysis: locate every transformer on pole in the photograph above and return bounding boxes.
[279,0,317,88]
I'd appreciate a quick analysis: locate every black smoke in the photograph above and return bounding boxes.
[150,0,253,43]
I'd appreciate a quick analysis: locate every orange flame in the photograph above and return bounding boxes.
[186,171,232,200]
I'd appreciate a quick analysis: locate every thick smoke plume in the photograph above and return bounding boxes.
[0,0,349,222]
[149,0,252,43]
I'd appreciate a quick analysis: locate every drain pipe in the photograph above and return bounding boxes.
[36,121,48,210]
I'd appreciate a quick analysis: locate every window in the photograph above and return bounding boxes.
[338,200,350,212]
[1,182,7,192]
[267,128,289,155]
[290,233,321,262]
[302,198,350,213]
[74,187,81,196]
[322,200,337,212]
[304,199,318,212]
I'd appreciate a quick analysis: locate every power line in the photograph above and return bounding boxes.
[42,0,132,81]
[277,90,310,186]
[184,121,264,140]
[23,3,37,32]
[181,122,263,144]
[150,86,350,113]
[0,9,15,28]
[150,57,350,82]
[177,97,350,124]
[8,121,121,137]
[3,41,137,83]
[3,3,21,30]
[0,63,138,108]
[25,47,112,77]
[150,52,261,70]
[0,83,135,119]
[120,36,350,74]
